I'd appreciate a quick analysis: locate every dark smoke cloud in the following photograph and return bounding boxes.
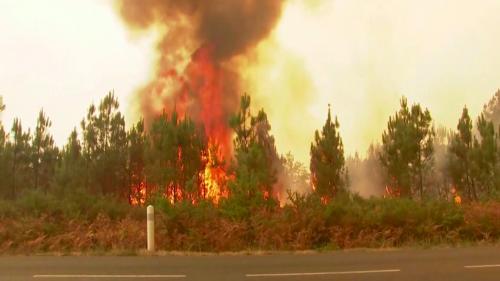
[115,0,285,159]
[117,0,284,61]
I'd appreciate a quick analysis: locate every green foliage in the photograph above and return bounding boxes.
[229,94,282,204]
[0,121,8,198]
[230,94,252,152]
[473,114,497,197]
[448,108,499,201]
[5,119,32,198]
[0,188,135,220]
[1,90,500,254]
[310,105,345,199]
[53,128,85,194]
[81,92,128,197]
[482,89,500,128]
[380,97,435,199]
[448,106,476,199]
[31,110,58,192]
[144,111,207,202]
[127,119,146,203]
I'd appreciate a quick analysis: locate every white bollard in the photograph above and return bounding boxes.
[147,205,155,252]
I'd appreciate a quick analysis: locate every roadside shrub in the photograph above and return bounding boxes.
[0,191,499,253]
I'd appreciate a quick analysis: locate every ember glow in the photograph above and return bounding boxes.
[130,182,146,206]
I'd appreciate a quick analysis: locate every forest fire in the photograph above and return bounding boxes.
[179,45,234,158]
[129,142,229,206]
[128,45,234,206]
[116,0,283,159]
[201,143,230,204]
[116,0,285,205]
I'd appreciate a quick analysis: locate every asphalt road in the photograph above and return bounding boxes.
[1,246,499,281]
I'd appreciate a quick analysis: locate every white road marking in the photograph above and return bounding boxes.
[33,274,186,278]
[246,269,400,277]
[464,264,500,269]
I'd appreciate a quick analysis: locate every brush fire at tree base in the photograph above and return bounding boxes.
[127,93,290,206]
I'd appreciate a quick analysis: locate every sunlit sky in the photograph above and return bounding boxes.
[1,0,500,164]
[0,0,154,144]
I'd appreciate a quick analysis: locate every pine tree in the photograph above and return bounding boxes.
[472,114,497,196]
[31,110,58,192]
[144,111,207,203]
[251,109,282,196]
[230,93,252,152]
[54,128,85,194]
[229,94,281,204]
[380,97,434,199]
[81,103,98,193]
[310,104,345,199]
[448,106,476,200]
[176,114,207,201]
[81,92,128,198]
[127,119,146,204]
[482,89,500,128]
[6,119,31,198]
[0,99,7,198]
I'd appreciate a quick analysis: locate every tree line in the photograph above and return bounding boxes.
[0,92,289,206]
[0,90,499,204]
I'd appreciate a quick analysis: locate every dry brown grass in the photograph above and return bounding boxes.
[1,200,499,254]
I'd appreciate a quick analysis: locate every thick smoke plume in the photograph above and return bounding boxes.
[116,0,284,158]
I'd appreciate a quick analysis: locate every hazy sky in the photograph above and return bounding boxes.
[1,0,500,164]
[0,0,153,144]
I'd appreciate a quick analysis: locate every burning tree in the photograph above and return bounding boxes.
[142,111,207,203]
[127,110,230,205]
[127,120,146,205]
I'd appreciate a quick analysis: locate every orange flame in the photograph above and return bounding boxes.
[128,46,238,206]
[202,142,229,204]
[384,185,401,198]
[130,182,146,206]
[451,186,462,205]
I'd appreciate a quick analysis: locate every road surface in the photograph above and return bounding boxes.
[1,246,499,281]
